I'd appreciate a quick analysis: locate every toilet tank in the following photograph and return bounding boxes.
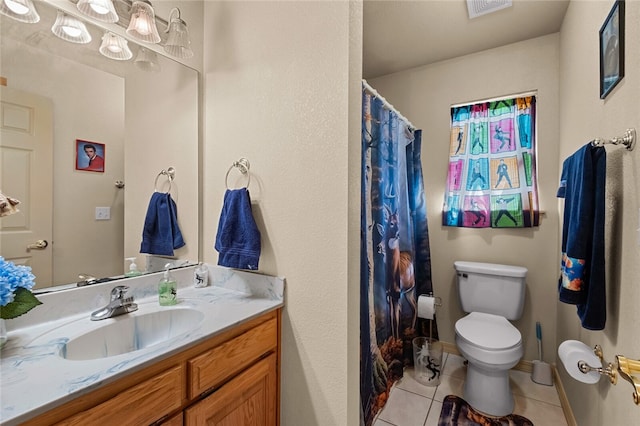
[454,261,527,320]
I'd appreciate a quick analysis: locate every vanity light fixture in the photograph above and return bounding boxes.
[134,47,160,72]
[126,0,160,44]
[99,31,133,60]
[76,0,118,23]
[0,0,40,23]
[51,11,92,44]
[163,8,193,59]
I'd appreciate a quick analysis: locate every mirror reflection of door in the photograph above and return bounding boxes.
[0,86,53,287]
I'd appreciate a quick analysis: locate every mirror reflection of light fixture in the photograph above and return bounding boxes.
[126,0,160,44]
[164,8,193,59]
[135,47,161,72]
[0,0,40,23]
[99,31,133,60]
[51,11,92,44]
[76,0,118,23]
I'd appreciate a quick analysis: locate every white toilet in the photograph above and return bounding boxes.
[454,261,527,417]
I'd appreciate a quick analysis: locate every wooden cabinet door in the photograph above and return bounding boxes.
[185,354,277,426]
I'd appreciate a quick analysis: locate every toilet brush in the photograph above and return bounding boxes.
[531,321,553,386]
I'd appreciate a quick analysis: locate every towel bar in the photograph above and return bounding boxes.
[154,167,175,193]
[225,158,251,189]
[591,128,636,150]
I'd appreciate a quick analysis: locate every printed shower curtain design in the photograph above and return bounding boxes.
[443,96,539,228]
[361,88,436,426]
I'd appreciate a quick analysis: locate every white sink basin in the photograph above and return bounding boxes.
[60,308,204,361]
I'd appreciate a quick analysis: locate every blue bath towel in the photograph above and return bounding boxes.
[215,188,261,270]
[140,192,185,256]
[557,143,606,330]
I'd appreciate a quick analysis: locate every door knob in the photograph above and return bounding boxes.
[27,239,48,250]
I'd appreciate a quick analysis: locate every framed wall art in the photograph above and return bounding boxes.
[599,0,625,99]
[76,139,105,172]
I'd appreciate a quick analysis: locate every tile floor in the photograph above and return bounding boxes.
[373,352,568,426]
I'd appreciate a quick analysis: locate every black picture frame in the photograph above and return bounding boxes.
[599,0,625,99]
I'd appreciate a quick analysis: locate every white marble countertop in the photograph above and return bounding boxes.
[0,265,284,426]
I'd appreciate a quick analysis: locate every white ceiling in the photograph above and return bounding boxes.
[363,0,570,79]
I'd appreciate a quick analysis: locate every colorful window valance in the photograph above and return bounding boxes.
[443,95,539,228]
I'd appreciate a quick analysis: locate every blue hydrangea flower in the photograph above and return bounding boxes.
[0,256,36,307]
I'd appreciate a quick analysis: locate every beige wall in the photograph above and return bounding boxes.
[369,34,562,363]
[557,1,640,424]
[1,40,125,286]
[202,2,360,425]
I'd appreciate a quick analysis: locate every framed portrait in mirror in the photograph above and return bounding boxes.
[599,0,625,99]
[76,139,105,173]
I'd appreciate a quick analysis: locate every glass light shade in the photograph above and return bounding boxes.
[0,0,40,23]
[134,47,161,72]
[76,0,118,23]
[51,11,92,44]
[164,16,193,58]
[99,32,133,61]
[126,0,160,44]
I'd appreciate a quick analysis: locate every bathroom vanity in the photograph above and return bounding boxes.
[0,265,284,425]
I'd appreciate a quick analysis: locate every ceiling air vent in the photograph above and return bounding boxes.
[467,0,513,19]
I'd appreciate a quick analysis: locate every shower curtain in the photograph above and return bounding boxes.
[360,87,437,426]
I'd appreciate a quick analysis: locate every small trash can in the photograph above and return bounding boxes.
[412,337,443,386]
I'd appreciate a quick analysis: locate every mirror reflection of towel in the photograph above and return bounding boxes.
[215,188,261,270]
[140,192,185,256]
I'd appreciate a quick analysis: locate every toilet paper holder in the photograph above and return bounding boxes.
[577,344,640,405]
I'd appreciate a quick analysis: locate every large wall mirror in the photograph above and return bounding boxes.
[0,0,199,289]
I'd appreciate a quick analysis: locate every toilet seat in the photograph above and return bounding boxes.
[455,312,521,350]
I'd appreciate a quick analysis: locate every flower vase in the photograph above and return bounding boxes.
[0,318,7,349]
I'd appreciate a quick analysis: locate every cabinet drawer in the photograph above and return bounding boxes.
[57,365,183,426]
[188,317,277,398]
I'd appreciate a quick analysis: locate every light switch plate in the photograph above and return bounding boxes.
[95,207,110,220]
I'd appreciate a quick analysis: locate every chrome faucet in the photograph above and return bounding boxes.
[77,274,98,287]
[90,285,138,321]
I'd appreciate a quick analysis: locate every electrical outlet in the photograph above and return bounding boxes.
[95,207,110,220]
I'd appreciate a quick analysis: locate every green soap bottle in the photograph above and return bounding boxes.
[158,263,178,306]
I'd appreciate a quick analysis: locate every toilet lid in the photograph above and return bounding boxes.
[455,312,521,350]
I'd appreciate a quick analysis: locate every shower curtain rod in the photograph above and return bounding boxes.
[362,79,416,130]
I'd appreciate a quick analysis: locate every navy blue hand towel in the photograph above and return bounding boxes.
[557,143,606,330]
[215,188,261,270]
[140,192,185,256]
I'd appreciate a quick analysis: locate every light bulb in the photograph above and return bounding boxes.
[133,14,151,35]
[89,3,109,15]
[62,25,82,38]
[5,0,28,14]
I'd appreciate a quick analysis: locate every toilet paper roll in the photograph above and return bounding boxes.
[558,340,601,384]
[417,295,436,320]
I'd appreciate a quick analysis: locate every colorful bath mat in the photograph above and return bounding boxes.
[438,395,534,426]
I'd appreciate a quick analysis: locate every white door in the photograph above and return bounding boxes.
[0,86,53,288]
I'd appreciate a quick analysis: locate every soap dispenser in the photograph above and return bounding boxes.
[193,262,209,288]
[158,263,178,306]
[125,257,143,277]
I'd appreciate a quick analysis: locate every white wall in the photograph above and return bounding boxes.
[557,1,640,424]
[202,2,359,425]
[370,34,562,363]
[123,57,199,269]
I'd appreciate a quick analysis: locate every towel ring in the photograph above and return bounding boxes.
[225,158,251,189]
[154,167,175,193]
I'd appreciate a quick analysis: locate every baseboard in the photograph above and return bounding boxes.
[442,341,576,424]
[553,364,577,426]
